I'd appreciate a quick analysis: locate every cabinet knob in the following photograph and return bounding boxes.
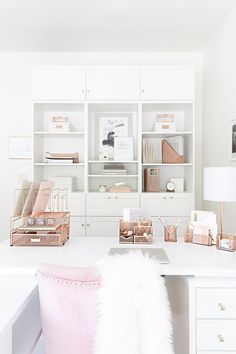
[141,89,144,93]
[217,334,225,342]
[115,196,118,199]
[218,302,226,311]
[82,224,84,227]
[163,196,167,199]
[170,196,174,199]
[87,224,90,227]
[82,89,85,93]
[87,89,90,93]
[108,196,111,199]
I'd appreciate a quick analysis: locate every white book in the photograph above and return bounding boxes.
[114,137,133,161]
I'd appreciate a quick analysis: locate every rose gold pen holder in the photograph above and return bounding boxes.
[164,225,177,242]
[216,233,236,251]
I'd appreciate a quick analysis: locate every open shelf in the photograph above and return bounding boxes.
[34,131,84,136]
[142,131,192,138]
[88,174,138,178]
[142,163,192,166]
[88,160,139,163]
[35,163,84,166]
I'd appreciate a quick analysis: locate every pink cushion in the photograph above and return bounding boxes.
[37,263,100,354]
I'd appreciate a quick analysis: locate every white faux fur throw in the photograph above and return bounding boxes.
[94,251,174,354]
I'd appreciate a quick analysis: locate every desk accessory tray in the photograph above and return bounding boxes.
[119,220,153,244]
[10,212,70,247]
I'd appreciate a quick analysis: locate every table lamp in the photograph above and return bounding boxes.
[204,167,236,250]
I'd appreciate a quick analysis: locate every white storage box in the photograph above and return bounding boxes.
[49,121,70,132]
[155,121,176,132]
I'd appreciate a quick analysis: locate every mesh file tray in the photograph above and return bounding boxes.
[10,184,70,246]
[10,212,70,246]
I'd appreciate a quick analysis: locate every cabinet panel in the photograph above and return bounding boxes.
[196,288,236,319]
[86,217,120,237]
[141,193,193,216]
[87,65,140,100]
[87,193,140,216]
[32,65,86,100]
[70,216,86,237]
[197,319,236,351]
[68,193,85,216]
[141,65,195,100]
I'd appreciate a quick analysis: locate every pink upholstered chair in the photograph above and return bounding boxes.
[37,263,100,354]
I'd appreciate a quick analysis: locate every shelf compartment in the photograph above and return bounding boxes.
[88,160,138,163]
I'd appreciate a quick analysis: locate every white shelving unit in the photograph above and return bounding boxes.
[32,64,196,238]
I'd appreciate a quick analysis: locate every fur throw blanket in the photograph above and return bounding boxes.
[94,251,174,354]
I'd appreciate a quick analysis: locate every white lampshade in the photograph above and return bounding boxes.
[204,167,236,202]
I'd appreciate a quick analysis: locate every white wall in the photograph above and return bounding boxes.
[0,52,202,240]
[203,5,236,231]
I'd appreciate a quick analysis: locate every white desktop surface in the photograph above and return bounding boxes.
[0,237,235,277]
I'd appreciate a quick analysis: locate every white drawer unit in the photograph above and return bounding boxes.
[141,193,193,216]
[188,278,236,354]
[32,65,86,101]
[70,216,86,237]
[86,217,120,237]
[196,288,236,319]
[68,193,85,216]
[86,193,140,216]
[197,320,236,351]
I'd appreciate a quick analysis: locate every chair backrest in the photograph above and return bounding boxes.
[37,263,100,354]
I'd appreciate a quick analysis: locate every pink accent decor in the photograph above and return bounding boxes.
[37,263,100,354]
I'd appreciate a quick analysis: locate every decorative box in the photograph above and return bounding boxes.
[10,212,70,247]
[216,234,236,252]
[49,121,70,132]
[155,121,176,132]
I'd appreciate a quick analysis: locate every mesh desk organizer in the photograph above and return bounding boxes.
[10,181,70,246]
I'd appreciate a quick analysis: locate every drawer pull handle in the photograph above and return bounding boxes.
[217,334,225,342]
[218,302,226,311]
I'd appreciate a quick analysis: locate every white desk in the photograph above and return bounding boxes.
[0,237,236,276]
[0,237,236,354]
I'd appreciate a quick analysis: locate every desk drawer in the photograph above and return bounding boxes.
[197,320,236,351]
[87,193,140,216]
[196,288,236,318]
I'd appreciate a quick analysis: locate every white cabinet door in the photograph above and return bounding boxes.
[32,65,86,100]
[68,193,85,216]
[87,193,140,216]
[86,65,140,100]
[141,193,193,216]
[70,216,86,237]
[141,65,195,100]
[86,217,120,237]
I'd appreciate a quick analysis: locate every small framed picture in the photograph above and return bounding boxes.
[229,119,236,161]
[8,136,32,159]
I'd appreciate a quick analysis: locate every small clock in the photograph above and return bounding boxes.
[166,182,175,192]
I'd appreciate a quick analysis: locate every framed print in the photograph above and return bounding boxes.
[114,136,133,161]
[229,119,236,161]
[8,136,32,159]
[99,116,128,150]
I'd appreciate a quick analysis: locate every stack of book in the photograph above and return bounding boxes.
[45,152,79,164]
[102,164,127,175]
[110,185,131,193]
[142,142,155,163]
